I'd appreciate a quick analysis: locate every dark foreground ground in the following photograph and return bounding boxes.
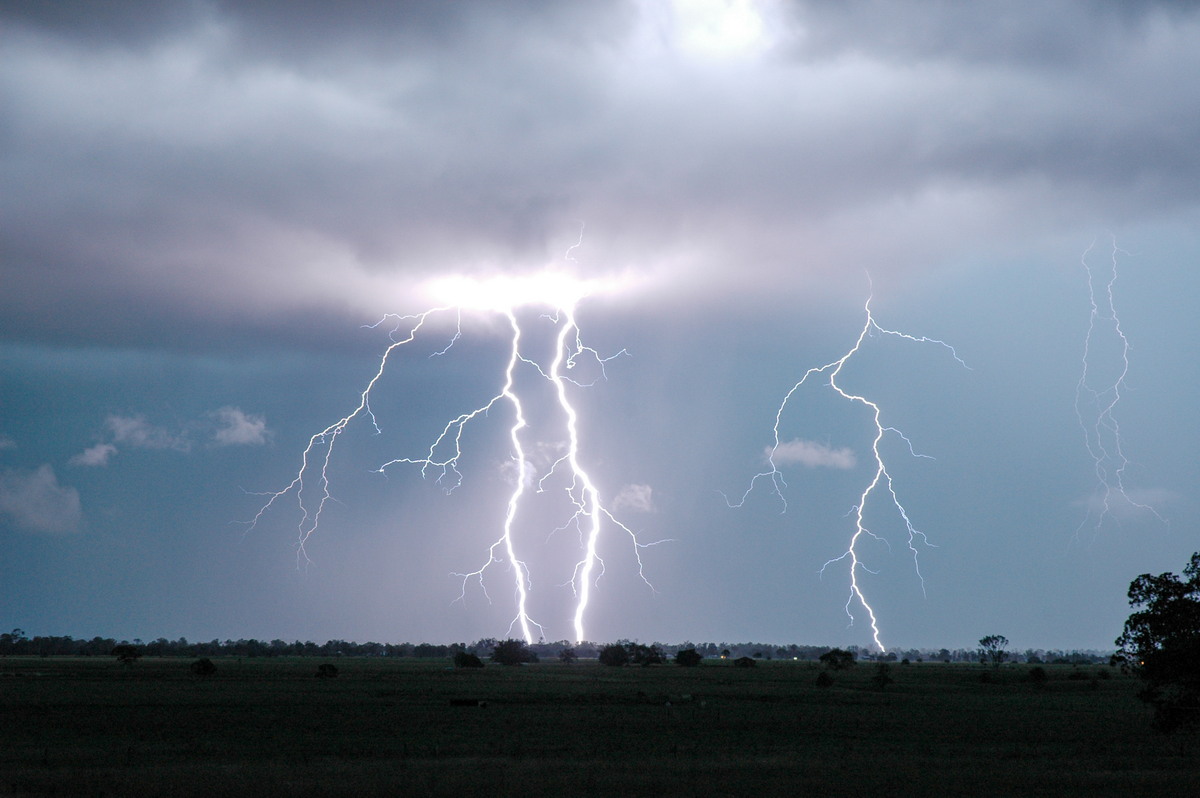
[1,656,1197,796]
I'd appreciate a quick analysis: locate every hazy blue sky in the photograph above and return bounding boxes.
[3,0,1198,651]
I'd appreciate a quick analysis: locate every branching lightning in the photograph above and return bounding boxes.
[249,269,662,644]
[1075,238,1167,533]
[728,293,967,651]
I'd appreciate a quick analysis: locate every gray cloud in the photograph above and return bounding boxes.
[0,465,83,535]
[4,0,1200,353]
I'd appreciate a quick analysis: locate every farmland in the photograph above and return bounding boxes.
[2,656,1197,796]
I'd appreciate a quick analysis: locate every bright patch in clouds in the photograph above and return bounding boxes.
[771,439,856,469]
[671,0,772,57]
[0,465,82,535]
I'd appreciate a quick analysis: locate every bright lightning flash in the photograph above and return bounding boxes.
[249,269,662,644]
[1075,238,1166,533]
[728,294,967,651]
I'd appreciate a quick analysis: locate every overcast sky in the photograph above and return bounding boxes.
[3,0,1198,651]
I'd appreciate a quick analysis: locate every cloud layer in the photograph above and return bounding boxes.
[5,1,1200,349]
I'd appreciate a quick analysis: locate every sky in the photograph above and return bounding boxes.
[3,0,1199,652]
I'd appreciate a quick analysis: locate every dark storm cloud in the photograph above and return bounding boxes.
[787,0,1200,67]
[3,0,1200,351]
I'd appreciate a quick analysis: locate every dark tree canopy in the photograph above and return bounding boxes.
[978,635,1009,667]
[190,657,217,676]
[1116,552,1200,731]
[490,639,535,666]
[598,643,630,667]
[112,643,141,666]
[674,648,702,667]
[453,651,484,668]
[818,648,856,670]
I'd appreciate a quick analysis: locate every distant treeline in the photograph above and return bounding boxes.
[0,630,1111,664]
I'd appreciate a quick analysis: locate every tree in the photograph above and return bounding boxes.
[818,648,856,671]
[558,647,577,665]
[453,651,484,668]
[872,663,894,691]
[1116,552,1200,731]
[598,643,630,667]
[978,635,1009,667]
[190,657,217,676]
[315,663,338,679]
[626,642,665,666]
[490,638,534,666]
[675,648,702,667]
[112,643,141,667]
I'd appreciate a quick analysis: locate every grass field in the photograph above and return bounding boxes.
[2,656,1197,796]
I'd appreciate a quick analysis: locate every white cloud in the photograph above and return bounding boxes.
[106,414,189,451]
[0,464,83,534]
[213,406,269,446]
[500,457,537,489]
[70,442,118,467]
[772,439,856,469]
[1076,486,1177,522]
[0,435,16,451]
[614,483,655,513]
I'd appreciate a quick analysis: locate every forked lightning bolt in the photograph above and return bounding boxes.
[248,272,661,644]
[729,294,966,651]
[1075,238,1167,533]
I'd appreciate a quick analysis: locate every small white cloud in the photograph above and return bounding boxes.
[0,435,16,451]
[614,483,655,513]
[213,406,269,446]
[500,457,537,488]
[70,443,118,467]
[106,414,190,451]
[1077,486,1176,521]
[772,439,857,469]
[0,465,83,535]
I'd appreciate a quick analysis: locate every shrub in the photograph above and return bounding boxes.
[815,671,834,688]
[190,658,217,676]
[598,644,630,667]
[453,652,484,668]
[316,663,338,679]
[818,648,856,671]
[490,639,534,666]
[674,648,702,667]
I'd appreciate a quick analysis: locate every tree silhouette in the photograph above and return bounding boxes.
[490,639,534,666]
[818,648,856,670]
[1116,552,1200,731]
[978,635,1009,667]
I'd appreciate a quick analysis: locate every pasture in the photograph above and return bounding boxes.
[1,656,1197,796]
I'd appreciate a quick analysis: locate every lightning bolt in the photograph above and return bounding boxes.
[248,270,661,644]
[728,292,967,651]
[1075,237,1167,533]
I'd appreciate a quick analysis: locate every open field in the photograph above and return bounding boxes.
[1,656,1197,796]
